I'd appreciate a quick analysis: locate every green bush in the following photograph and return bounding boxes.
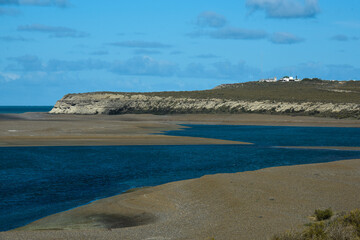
[342,209,360,236]
[271,209,360,240]
[315,208,334,221]
[302,222,327,239]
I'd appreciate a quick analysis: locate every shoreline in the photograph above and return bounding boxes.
[0,135,251,147]
[1,113,360,147]
[277,146,360,151]
[2,158,360,239]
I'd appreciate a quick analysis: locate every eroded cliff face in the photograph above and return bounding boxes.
[50,93,360,118]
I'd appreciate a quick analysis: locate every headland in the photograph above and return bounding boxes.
[50,80,360,119]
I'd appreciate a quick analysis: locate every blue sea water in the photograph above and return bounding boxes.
[163,124,360,147]
[1,125,360,231]
[0,106,53,114]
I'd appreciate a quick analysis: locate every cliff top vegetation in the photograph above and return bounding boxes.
[76,80,360,104]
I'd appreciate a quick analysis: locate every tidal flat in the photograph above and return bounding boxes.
[0,113,360,239]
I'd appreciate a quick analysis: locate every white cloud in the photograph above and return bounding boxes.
[0,72,20,82]
[0,35,31,41]
[109,41,171,49]
[18,24,89,38]
[269,32,305,44]
[0,0,70,8]
[210,27,267,40]
[188,27,267,40]
[6,55,107,72]
[196,11,227,28]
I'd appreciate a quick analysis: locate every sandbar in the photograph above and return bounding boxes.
[1,113,360,147]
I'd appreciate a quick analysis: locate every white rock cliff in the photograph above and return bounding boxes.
[50,93,360,118]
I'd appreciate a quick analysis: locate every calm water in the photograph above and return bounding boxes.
[163,124,360,147]
[0,106,52,114]
[1,125,360,231]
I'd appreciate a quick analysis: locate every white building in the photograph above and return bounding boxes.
[280,76,293,82]
[279,76,302,82]
[259,77,277,82]
[259,76,302,83]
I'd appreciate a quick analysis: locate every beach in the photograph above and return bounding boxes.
[1,113,360,239]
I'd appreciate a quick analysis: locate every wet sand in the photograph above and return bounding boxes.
[2,159,360,240]
[1,112,360,147]
[0,135,249,147]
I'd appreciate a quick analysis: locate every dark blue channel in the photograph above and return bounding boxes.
[162,124,360,147]
[0,106,52,114]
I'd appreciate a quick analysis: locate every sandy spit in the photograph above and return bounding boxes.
[1,113,360,147]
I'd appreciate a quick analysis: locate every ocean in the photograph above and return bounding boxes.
[0,106,53,114]
[1,124,360,231]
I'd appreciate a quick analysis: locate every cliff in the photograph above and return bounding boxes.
[50,80,360,118]
[50,92,360,118]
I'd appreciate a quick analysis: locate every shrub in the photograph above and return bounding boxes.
[315,208,334,221]
[342,209,360,236]
[271,209,360,240]
[325,219,358,240]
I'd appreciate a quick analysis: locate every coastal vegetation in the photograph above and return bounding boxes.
[272,209,360,240]
[146,79,360,104]
[68,79,360,104]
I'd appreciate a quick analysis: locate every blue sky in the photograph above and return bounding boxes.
[0,0,360,105]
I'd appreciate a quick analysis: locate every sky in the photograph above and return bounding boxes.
[0,0,360,105]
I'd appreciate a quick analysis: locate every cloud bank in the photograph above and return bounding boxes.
[194,54,218,59]
[0,7,20,15]
[196,11,227,28]
[111,56,177,77]
[0,35,31,41]
[4,54,360,85]
[17,24,89,38]
[6,55,107,72]
[246,0,320,18]
[0,0,70,8]
[330,34,359,42]
[109,41,171,49]
[269,32,305,44]
[0,72,20,82]
[210,27,268,40]
[189,11,304,44]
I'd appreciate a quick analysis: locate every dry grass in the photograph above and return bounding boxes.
[272,209,360,240]
[73,80,360,118]
[83,80,360,104]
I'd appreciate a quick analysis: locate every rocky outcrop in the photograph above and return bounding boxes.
[50,93,360,118]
